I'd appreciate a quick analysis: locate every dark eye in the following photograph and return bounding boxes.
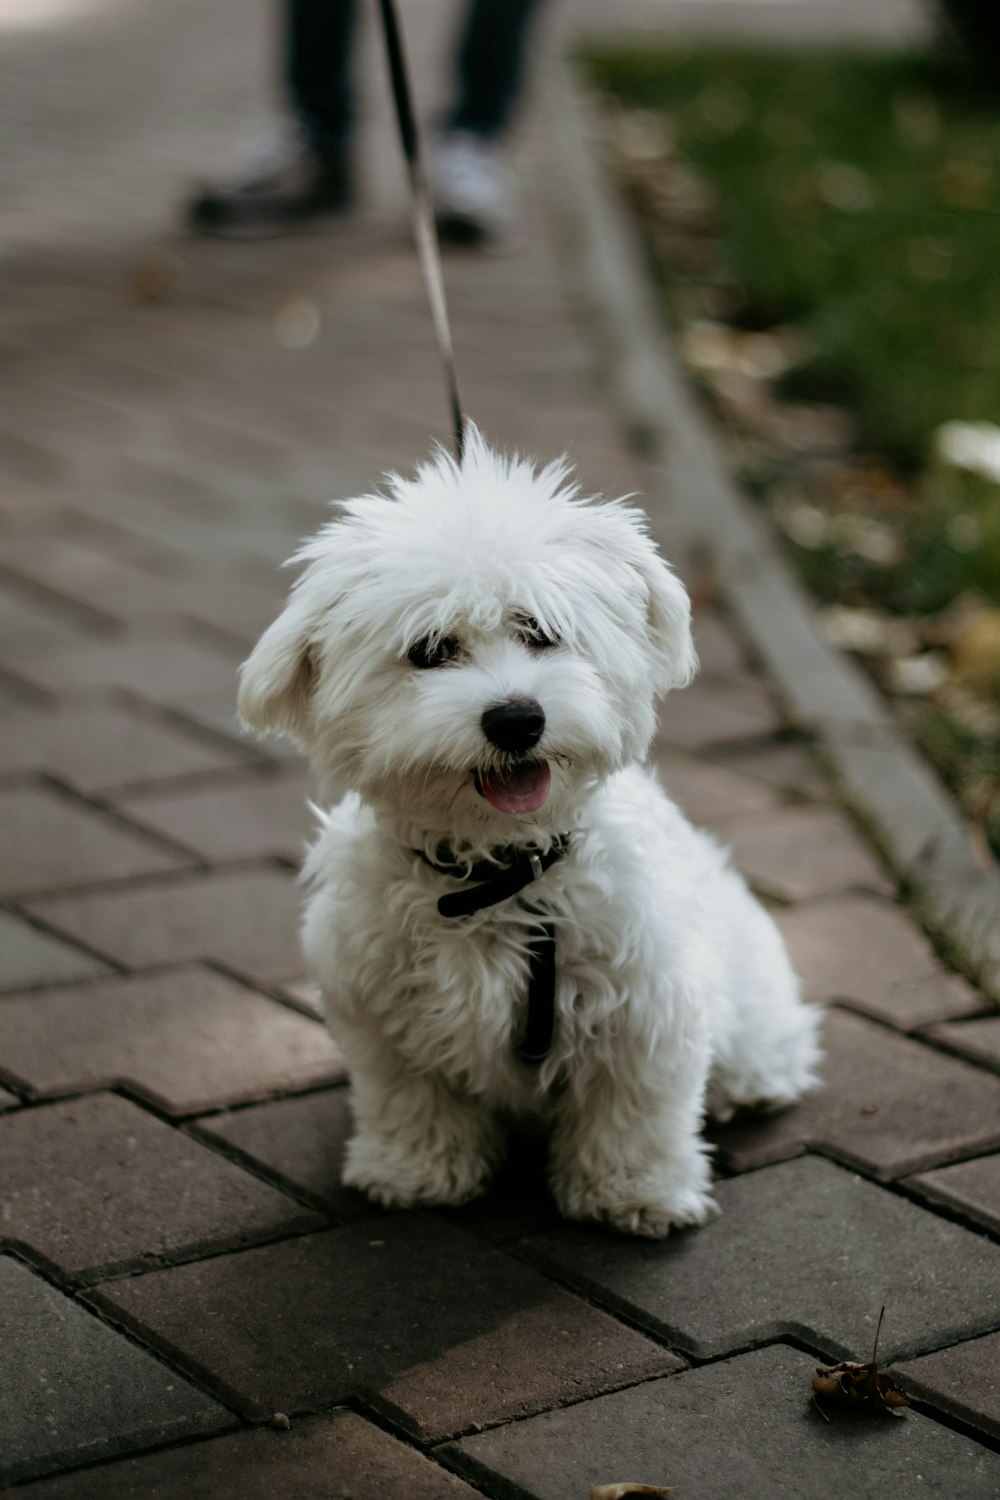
[515,615,559,650]
[407,635,461,669]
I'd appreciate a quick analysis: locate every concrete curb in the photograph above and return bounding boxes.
[544,60,1000,1001]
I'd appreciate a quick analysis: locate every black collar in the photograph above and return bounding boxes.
[414,835,571,919]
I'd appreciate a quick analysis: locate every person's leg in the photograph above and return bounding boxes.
[187,0,357,236]
[286,0,358,154]
[446,0,545,139]
[431,0,546,244]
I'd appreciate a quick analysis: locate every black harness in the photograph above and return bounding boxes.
[415,836,571,1065]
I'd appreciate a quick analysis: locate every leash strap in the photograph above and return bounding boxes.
[375,0,466,462]
[521,923,558,1063]
[415,837,571,1063]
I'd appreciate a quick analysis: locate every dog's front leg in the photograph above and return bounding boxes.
[340,1035,503,1210]
[547,1040,717,1239]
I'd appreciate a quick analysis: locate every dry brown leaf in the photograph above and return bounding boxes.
[589,1486,678,1499]
[949,609,1000,698]
[811,1307,909,1418]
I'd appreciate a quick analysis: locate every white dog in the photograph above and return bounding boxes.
[239,430,820,1237]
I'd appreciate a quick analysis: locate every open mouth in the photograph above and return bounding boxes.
[474,759,551,815]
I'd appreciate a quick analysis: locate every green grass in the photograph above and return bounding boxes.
[585,47,1000,474]
[585,44,1000,858]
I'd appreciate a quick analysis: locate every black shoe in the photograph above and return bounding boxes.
[186,125,353,238]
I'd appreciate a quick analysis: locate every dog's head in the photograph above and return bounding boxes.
[239,431,695,844]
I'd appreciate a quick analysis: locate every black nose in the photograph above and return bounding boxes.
[481,699,545,753]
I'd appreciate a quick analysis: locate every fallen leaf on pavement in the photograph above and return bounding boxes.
[811,1306,909,1418]
[589,1486,678,1498]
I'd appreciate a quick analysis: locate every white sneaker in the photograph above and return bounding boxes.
[430,131,517,247]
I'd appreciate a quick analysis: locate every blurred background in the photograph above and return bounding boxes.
[0,0,996,864]
[580,0,1000,862]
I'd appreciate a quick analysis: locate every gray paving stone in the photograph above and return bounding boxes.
[0,705,246,791]
[90,1216,680,1439]
[0,585,102,654]
[520,1157,1000,1362]
[712,739,832,801]
[117,770,321,865]
[194,1088,364,1219]
[776,895,982,1027]
[2,637,241,706]
[0,910,111,992]
[10,1409,480,1499]
[905,1155,1000,1238]
[445,1343,1000,1500]
[655,750,775,825]
[717,804,894,901]
[167,688,304,764]
[690,606,745,677]
[923,1017,1000,1074]
[0,965,344,1115]
[25,867,304,983]
[897,1330,1000,1442]
[0,1093,323,1280]
[657,676,781,750]
[711,1009,1000,1179]
[0,785,190,898]
[0,1255,233,1486]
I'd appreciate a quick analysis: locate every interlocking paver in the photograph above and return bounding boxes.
[2,636,241,706]
[897,1330,1000,1442]
[167,687,303,763]
[117,770,320,865]
[655,750,776,825]
[776,894,982,1027]
[0,785,190,897]
[923,1017,1000,1073]
[0,584,101,654]
[0,909,111,991]
[712,738,831,800]
[520,1156,1000,1362]
[0,1255,233,1487]
[656,676,781,750]
[194,1087,364,1219]
[90,1215,681,1438]
[716,804,894,900]
[0,964,343,1114]
[690,606,745,677]
[24,867,304,983]
[446,1343,1000,1500]
[0,705,247,791]
[0,1093,323,1280]
[11,1409,481,1499]
[905,1155,1000,1238]
[711,1009,1000,1178]
[0,537,175,615]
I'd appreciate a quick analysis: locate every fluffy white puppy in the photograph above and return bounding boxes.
[239,430,820,1237]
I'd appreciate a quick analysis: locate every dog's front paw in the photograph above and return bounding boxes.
[553,1158,717,1240]
[343,1133,492,1210]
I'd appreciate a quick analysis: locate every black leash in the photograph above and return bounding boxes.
[375,0,466,463]
[416,838,571,1064]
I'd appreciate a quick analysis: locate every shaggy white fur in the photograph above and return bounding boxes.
[239,429,821,1238]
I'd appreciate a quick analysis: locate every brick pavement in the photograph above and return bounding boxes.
[1,0,998,1494]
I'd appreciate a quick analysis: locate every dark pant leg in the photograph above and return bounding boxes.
[286,0,358,153]
[446,0,545,139]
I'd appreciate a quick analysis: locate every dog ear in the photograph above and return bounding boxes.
[238,590,320,741]
[637,549,698,695]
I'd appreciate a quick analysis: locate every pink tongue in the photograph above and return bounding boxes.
[479,760,551,814]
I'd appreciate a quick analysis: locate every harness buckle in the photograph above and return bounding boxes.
[529,853,543,882]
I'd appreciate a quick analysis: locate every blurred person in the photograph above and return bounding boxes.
[187,0,544,245]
